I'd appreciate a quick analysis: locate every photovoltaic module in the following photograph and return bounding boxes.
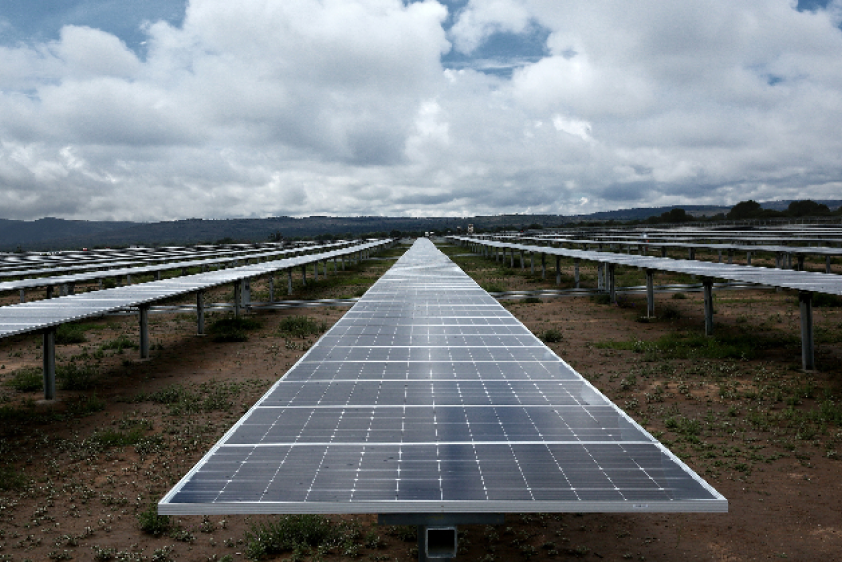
[160,239,726,515]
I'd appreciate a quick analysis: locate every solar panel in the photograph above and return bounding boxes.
[160,239,726,515]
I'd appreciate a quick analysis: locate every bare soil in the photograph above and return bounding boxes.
[0,242,840,561]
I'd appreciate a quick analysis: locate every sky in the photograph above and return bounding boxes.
[1,0,842,222]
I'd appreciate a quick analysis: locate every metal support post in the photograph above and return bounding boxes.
[688,248,695,260]
[646,269,655,318]
[520,250,524,270]
[800,291,815,371]
[234,282,242,318]
[288,269,293,295]
[46,286,53,299]
[597,263,604,290]
[197,291,205,335]
[301,265,307,286]
[574,259,580,289]
[703,279,714,336]
[19,289,25,303]
[797,255,804,271]
[243,279,251,311]
[717,250,722,263]
[269,275,275,303]
[156,271,162,280]
[139,304,150,359]
[333,257,337,273]
[727,250,733,265]
[127,274,133,285]
[541,253,546,279]
[323,259,328,277]
[608,264,616,304]
[827,256,832,274]
[661,247,667,258]
[555,255,561,285]
[530,252,534,275]
[314,261,319,282]
[43,328,56,401]
[747,252,752,265]
[510,247,515,268]
[68,283,75,295]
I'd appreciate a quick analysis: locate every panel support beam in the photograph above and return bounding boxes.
[197,291,205,335]
[800,291,815,371]
[43,328,56,401]
[646,269,655,318]
[608,263,616,304]
[139,304,150,359]
[703,279,714,336]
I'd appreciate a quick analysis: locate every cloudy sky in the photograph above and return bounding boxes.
[1,0,841,221]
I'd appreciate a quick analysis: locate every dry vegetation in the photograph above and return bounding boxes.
[0,241,840,561]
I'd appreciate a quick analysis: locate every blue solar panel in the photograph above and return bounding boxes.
[160,239,726,515]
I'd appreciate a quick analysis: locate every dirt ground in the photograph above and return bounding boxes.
[0,241,841,561]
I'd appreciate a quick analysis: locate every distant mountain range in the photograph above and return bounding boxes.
[1,200,840,251]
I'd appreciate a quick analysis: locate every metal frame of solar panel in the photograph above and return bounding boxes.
[0,241,355,301]
[160,238,726,518]
[454,236,842,371]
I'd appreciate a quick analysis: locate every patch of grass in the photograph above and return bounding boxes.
[522,297,542,304]
[0,465,27,491]
[56,323,88,345]
[660,304,682,320]
[207,316,262,342]
[57,363,99,390]
[671,292,688,300]
[481,283,506,293]
[99,334,138,353]
[278,315,327,338]
[134,380,247,415]
[4,366,42,392]
[590,294,611,305]
[245,515,341,560]
[812,293,842,308]
[596,330,798,361]
[137,503,171,537]
[540,328,563,343]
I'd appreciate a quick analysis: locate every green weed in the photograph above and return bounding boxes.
[56,323,88,345]
[137,503,171,537]
[278,315,327,338]
[245,515,341,560]
[57,363,98,390]
[207,316,262,342]
[4,366,42,392]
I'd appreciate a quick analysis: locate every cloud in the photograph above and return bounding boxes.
[1,0,842,222]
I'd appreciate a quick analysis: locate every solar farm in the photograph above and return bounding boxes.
[1,233,841,560]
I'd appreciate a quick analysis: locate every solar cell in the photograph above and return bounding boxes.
[160,239,726,515]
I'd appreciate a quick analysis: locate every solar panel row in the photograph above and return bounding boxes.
[159,238,726,516]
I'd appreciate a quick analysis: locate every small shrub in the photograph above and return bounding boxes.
[0,465,27,491]
[812,293,842,308]
[208,316,262,342]
[522,297,542,304]
[245,515,340,560]
[278,316,327,338]
[590,294,611,305]
[99,334,138,353]
[482,283,506,293]
[540,328,563,343]
[660,304,681,320]
[138,503,171,536]
[5,366,42,393]
[56,323,87,345]
[57,363,98,390]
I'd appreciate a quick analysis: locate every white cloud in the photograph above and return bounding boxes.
[1,0,842,221]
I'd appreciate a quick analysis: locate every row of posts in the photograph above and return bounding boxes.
[460,237,816,372]
[39,242,385,401]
